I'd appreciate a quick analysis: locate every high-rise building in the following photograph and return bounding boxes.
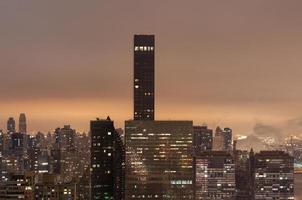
[213,127,232,151]
[133,35,155,120]
[234,149,251,200]
[90,117,125,200]
[125,120,194,199]
[193,126,213,154]
[54,125,76,182]
[251,151,294,200]
[19,113,27,133]
[223,128,232,151]
[7,117,16,133]
[194,151,236,200]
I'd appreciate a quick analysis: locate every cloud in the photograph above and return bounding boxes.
[253,123,284,142]
[236,134,267,151]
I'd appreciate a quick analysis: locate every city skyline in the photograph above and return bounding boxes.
[2,1,302,138]
[1,1,301,199]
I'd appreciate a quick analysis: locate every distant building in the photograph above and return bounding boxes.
[54,125,76,182]
[251,151,294,200]
[125,120,194,199]
[223,128,232,150]
[19,113,27,133]
[90,117,125,200]
[213,127,232,151]
[133,35,155,120]
[7,117,15,133]
[193,126,213,153]
[194,151,236,200]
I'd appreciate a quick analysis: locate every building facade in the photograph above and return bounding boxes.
[19,113,27,133]
[90,117,124,200]
[194,151,236,200]
[125,120,194,199]
[193,126,213,154]
[252,151,294,200]
[133,35,155,120]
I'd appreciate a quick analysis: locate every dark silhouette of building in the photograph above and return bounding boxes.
[193,126,213,154]
[223,128,232,150]
[133,35,155,120]
[250,151,294,200]
[90,117,125,200]
[7,117,16,133]
[19,113,27,133]
[233,148,251,200]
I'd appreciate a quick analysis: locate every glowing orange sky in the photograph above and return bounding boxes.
[1,0,302,136]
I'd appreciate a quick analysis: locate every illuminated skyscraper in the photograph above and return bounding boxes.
[251,151,294,200]
[125,120,194,199]
[133,35,155,120]
[7,117,15,133]
[90,117,125,200]
[194,151,236,200]
[19,113,27,133]
[54,125,76,182]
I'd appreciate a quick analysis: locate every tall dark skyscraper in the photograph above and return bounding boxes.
[19,113,27,133]
[7,117,15,133]
[133,35,155,120]
[90,117,125,200]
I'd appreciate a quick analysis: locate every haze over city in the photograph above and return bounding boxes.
[1,0,302,139]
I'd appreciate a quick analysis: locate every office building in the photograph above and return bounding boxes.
[54,125,76,182]
[193,126,213,154]
[7,117,15,133]
[213,127,232,151]
[133,35,155,120]
[223,128,232,151]
[234,149,251,200]
[90,117,125,200]
[252,151,294,200]
[19,113,27,133]
[194,151,236,200]
[125,120,194,199]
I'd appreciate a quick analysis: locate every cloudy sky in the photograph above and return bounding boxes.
[1,0,302,136]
